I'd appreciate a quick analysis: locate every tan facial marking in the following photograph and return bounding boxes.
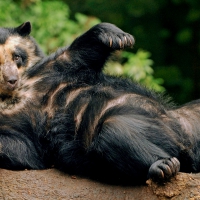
[0,35,43,99]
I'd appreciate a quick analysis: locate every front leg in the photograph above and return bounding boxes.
[0,111,46,170]
[68,23,134,71]
[0,130,45,170]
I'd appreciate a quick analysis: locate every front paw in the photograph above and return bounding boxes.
[148,157,180,182]
[94,23,135,50]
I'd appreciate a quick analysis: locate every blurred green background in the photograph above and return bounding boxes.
[1,0,200,104]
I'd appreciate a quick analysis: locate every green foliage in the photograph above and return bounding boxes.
[0,0,100,53]
[176,28,192,44]
[0,0,164,92]
[104,50,165,92]
[154,66,193,104]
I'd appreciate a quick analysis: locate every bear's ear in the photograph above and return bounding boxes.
[16,22,31,36]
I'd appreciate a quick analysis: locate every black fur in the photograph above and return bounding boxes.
[1,22,200,185]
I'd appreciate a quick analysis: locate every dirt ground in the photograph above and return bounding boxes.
[0,169,200,200]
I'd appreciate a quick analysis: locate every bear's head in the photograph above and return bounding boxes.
[0,22,44,98]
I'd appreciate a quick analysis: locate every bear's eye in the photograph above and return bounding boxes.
[14,54,21,61]
[13,54,23,68]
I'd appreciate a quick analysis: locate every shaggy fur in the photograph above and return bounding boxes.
[0,22,200,185]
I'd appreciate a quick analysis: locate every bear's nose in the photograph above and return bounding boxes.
[6,76,18,90]
[7,79,17,85]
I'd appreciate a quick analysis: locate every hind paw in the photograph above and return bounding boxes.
[148,157,180,182]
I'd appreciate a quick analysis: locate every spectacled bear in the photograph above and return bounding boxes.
[0,22,200,185]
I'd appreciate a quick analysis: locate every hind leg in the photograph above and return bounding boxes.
[89,115,179,184]
[148,157,180,182]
